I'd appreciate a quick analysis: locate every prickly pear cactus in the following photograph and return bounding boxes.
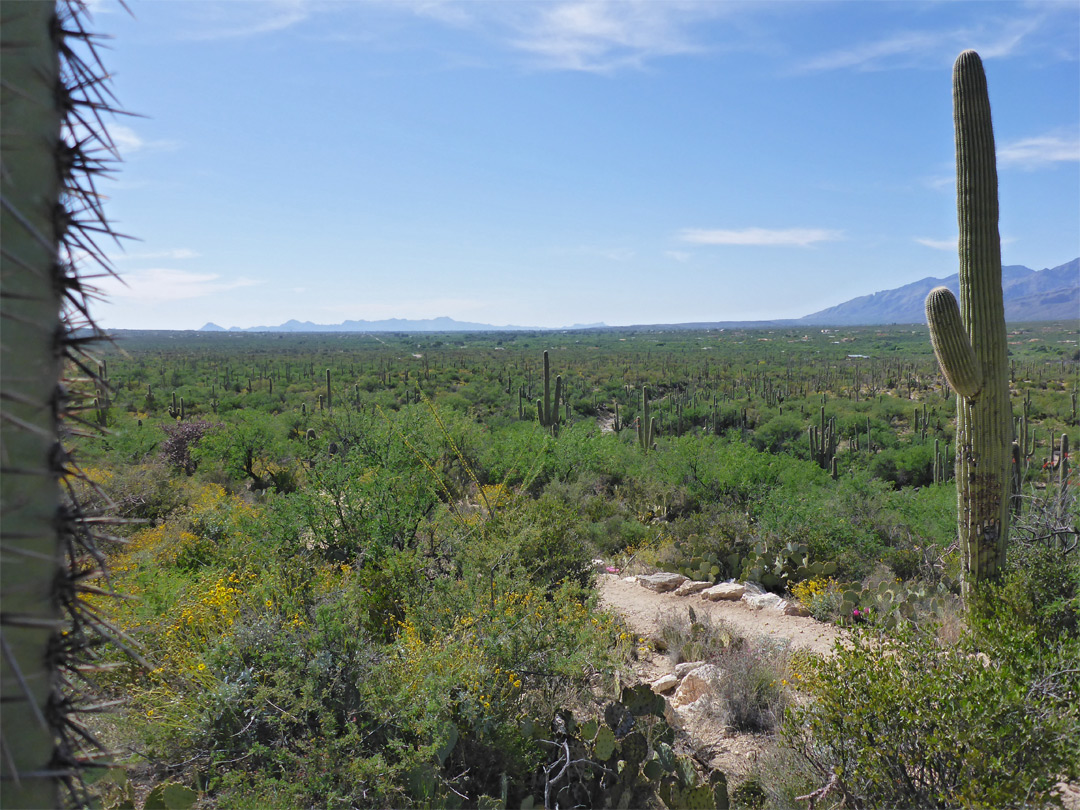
[925,50,1013,596]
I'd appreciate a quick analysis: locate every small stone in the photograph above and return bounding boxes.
[701,583,745,601]
[743,592,783,611]
[671,664,722,708]
[637,573,688,593]
[673,694,712,724]
[650,674,679,694]
[783,601,811,617]
[674,580,713,596]
[675,661,706,679]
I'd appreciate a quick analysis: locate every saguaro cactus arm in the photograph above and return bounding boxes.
[925,286,982,398]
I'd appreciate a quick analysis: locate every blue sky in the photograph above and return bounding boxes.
[90,0,1079,330]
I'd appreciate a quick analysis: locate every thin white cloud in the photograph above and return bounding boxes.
[915,237,957,251]
[680,227,843,247]
[183,0,310,41]
[111,248,201,262]
[666,251,692,262]
[797,14,1051,73]
[501,1,727,73]
[998,133,1080,168]
[922,174,954,192]
[553,244,637,261]
[98,269,261,304]
[316,1,769,73]
[109,124,182,155]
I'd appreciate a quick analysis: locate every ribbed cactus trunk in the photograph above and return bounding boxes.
[925,50,1013,597]
[0,3,64,806]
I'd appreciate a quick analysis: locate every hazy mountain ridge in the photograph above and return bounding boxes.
[200,316,551,333]
[799,259,1078,325]
[200,259,1077,333]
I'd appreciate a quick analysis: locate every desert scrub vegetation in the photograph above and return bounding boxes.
[70,327,1077,807]
[61,337,1073,806]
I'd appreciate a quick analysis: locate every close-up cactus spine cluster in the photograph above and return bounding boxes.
[1,1,128,805]
[925,50,1014,597]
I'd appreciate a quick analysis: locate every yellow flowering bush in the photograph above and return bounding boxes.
[790,576,843,622]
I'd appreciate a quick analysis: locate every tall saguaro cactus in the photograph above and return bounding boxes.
[925,50,1013,596]
[1,5,65,804]
[537,350,562,434]
[2,1,124,804]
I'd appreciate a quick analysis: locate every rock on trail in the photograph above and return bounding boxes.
[599,573,842,657]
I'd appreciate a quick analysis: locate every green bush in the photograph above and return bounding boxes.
[786,617,1080,808]
[508,492,593,589]
[869,443,934,488]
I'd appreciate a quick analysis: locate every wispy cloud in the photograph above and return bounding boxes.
[508,2,705,72]
[922,174,954,192]
[98,269,261,304]
[666,250,692,262]
[915,237,956,251]
[109,124,182,155]
[797,13,1053,73]
[679,227,843,247]
[998,132,1080,169]
[110,248,201,262]
[553,244,637,261]
[183,0,310,41]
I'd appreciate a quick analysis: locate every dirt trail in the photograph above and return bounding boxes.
[598,574,843,656]
[596,573,845,782]
[598,575,1080,809]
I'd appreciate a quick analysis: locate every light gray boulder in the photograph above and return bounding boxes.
[636,572,688,593]
[701,582,745,601]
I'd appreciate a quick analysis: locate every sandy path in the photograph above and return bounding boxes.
[598,574,843,656]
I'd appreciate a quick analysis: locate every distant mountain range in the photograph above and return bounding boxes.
[200,317,608,333]
[201,259,1077,333]
[798,258,1078,325]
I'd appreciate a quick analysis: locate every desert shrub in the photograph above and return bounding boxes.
[583,512,653,558]
[757,488,879,580]
[508,492,593,590]
[1002,488,1080,639]
[786,618,1080,808]
[790,577,843,623]
[998,540,1079,640]
[751,413,807,455]
[159,419,220,475]
[291,446,438,564]
[869,443,934,488]
[664,435,784,513]
[713,638,791,733]
[733,745,827,810]
[653,607,737,666]
[88,458,188,523]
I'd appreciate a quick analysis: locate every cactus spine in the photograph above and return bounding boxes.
[925,50,1013,595]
